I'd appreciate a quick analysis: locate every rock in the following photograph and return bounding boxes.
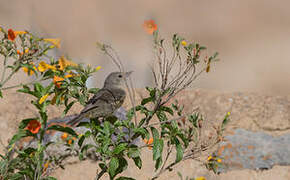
[216,128,290,173]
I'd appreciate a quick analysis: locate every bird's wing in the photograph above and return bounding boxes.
[80,88,115,115]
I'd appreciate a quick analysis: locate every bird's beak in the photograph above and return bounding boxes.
[125,71,133,77]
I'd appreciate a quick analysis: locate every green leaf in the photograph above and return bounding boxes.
[39,111,48,123]
[151,127,164,164]
[177,171,183,180]
[141,97,153,105]
[81,144,95,153]
[78,134,85,147]
[113,143,127,155]
[99,163,107,170]
[8,173,24,180]
[133,156,142,169]
[9,129,33,146]
[155,157,163,170]
[88,88,99,94]
[174,137,183,163]
[44,82,54,94]
[116,177,135,180]
[109,157,119,178]
[127,148,140,158]
[0,90,2,98]
[17,85,35,96]
[133,127,149,139]
[156,111,167,122]
[63,101,75,116]
[221,113,230,130]
[160,106,174,115]
[34,82,44,94]
[116,157,128,177]
[176,133,189,148]
[47,125,78,137]
[42,177,57,180]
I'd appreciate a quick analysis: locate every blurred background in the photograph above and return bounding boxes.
[1,0,290,95]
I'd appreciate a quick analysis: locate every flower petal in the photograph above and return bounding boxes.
[39,94,49,104]
[8,29,16,41]
[43,38,61,48]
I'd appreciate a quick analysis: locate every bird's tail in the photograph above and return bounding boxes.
[67,114,83,126]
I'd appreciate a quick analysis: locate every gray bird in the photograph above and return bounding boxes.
[67,71,132,126]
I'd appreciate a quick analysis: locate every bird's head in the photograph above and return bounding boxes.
[103,71,133,88]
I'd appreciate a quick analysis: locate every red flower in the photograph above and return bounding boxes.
[26,120,41,134]
[143,20,158,34]
[8,29,16,41]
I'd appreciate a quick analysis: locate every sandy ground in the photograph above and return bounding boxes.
[0,89,290,180]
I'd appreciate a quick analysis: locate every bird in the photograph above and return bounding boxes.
[67,71,133,126]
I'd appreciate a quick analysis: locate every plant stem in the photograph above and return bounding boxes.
[95,168,107,180]
[0,56,7,85]
[0,77,47,91]
[0,64,20,88]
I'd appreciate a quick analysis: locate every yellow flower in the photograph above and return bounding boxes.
[14,31,27,36]
[181,40,187,46]
[39,94,49,104]
[217,158,222,163]
[43,38,61,48]
[195,177,206,180]
[43,161,50,172]
[95,66,101,71]
[64,74,73,78]
[58,56,77,71]
[207,156,213,161]
[24,48,29,54]
[227,112,231,116]
[22,65,37,76]
[38,61,56,72]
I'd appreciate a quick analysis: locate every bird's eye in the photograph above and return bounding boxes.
[118,75,123,78]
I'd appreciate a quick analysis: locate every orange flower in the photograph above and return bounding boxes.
[7,29,26,41]
[61,133,68,140]
[26,120,41,134]
[68,139,73,145]
[144,137,154,149]
[58,56,77,71]
[8,29,16,41]
[53,76,64,88]
[143,20,157,34]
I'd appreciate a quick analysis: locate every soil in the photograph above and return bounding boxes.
[0,89,289,180]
